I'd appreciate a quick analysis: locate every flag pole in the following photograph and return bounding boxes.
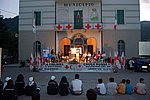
[33,12,37,58]
[55,1,56,54]
[114,11,117,52]
[100,0,103,53]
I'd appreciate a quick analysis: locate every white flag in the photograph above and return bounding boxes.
[33,15,36,33]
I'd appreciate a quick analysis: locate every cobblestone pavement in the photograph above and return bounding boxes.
[1,67,150,100]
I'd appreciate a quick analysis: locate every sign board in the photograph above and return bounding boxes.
[139,42,150,56]
[39,63,112,72]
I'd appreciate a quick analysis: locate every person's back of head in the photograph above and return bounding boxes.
[98,78,102,84]
[17,74,24,81]
[61,76,67,83]
[126,79,130,84]
[122,79,126,83]
[86,89,97,100]
[109,77,114,82]
[7,79,14,87]
[140,78,144,83]
[75,74,79,79]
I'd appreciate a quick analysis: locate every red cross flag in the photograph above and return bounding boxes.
[29,52,34,65]
[114,51,119,61]
[56,24,63,30]
[121,52,125,66]
[94,23,102,29]
[36,53,41,66]
[64,24,73,30]
[84,23,93,29]
[114,13,117,30]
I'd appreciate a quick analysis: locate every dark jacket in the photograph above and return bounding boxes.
[0,81,3,99]
[59,82,69,96]
[47,80,59,95]
[25,82,37,96]
[3,85,17,100]
[32,89,40,100]
[15,80,25,95]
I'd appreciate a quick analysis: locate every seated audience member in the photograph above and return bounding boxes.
[70,74,83,95]
[117,79,126,94]
[32,87,40,100]
[0,79,4,99]
[125,79,133,95]
[95,78,106,95]
[86,89,97,100]
[25,77,37,96]
[47,76,59,95]
[134,78,146,95]
[15,74,25,95]
[3,77,11,90]
[106,77,118,95]
[3,79,17,100]
[59,76,69,96]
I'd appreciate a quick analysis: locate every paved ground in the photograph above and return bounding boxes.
[1,66,150,100]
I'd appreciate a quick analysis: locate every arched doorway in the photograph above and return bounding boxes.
[87,37,97,55]
[60,38,71,56]
[118,40,125,56]
[33,41,41,56]
[71,33,87,53]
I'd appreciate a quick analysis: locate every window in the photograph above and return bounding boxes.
[33,41,41,57]
[118,40,125,56]
[117,10,124,24]
[74,10,83,29]
[34,11,41,26]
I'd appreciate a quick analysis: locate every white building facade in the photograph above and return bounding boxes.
[19,0,140,60]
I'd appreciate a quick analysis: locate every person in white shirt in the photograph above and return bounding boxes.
[129,59,135,72]
[106,77,118,95]
[70,74,83,95]
[95,78,106,95]
[135,78,146,95]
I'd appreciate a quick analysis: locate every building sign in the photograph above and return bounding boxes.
[42,48,50,58]
[64,3,94,7]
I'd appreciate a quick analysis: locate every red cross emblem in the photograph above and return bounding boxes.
[65,65,69,70]
[66,24,72,30]
[56,24,63,30]
[95,24,102,29]
[85,24,91,29]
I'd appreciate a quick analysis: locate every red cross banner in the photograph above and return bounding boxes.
[64,24,73,30]
[121,52,125,66]
[56,24,63,31]
[114,13,117,30]
[84,23,93,29]
[29,52,34,65]
[94,23,102,29]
